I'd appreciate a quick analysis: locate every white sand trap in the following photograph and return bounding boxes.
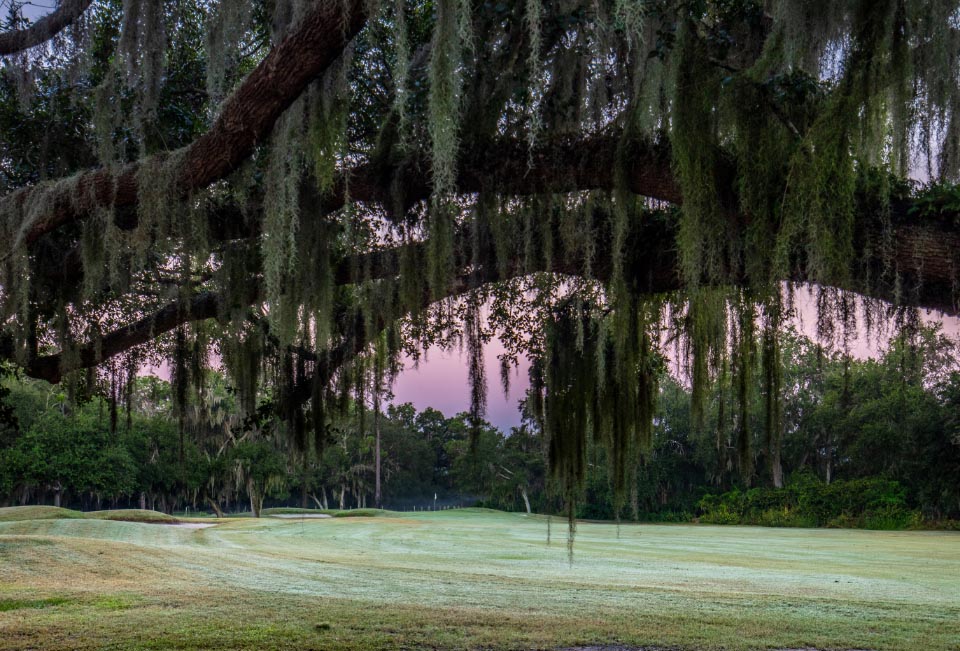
[169,522,218,529]
[270,513,332,519]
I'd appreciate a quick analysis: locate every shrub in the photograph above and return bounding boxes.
[697,475,919,529]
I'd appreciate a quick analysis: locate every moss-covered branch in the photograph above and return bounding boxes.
[11,129,960,386]
[20,286,261,383]
[0,0,94,56]
[0,0,368,250]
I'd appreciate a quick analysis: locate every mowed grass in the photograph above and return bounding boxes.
[0,506,178,524]
[0,508,958,650]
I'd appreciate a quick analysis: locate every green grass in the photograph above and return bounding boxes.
[263,507,387,518]
[0,506,84,522]
[84,509,180,524]
[0,507,958,650]
[0,506,179,524]
[0,597,72,612]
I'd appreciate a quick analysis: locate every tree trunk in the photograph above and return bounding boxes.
[770,441,784,489]
[139,491,146,510]
[824,429,833,484]
[247,477,260,517]
[53,483,61,508]
[374,392,382,509]
[206,496,224,518]
[520,487,531,514]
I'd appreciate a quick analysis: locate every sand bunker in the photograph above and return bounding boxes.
[169,522,218,529]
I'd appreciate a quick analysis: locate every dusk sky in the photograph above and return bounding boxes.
[141,288,959,432]
[390,336,531,431]
[389,288,960,431]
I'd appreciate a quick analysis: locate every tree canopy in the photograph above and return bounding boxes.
[1,0,960,527]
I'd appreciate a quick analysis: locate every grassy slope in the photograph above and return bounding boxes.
[0,508,958,650]
[0,507,179,524]
[0,506,84,522]
[262,507,385,517]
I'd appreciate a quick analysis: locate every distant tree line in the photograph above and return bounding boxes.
[0,327,958,527]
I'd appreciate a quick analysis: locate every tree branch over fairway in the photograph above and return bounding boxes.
[16,132,960,385]
[21,286,261,383]
[0,0,368,250]
[0,0,94,56]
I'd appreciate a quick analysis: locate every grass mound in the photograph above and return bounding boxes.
[0,506,84,523]
[84,510,179,524]
[262,507,328,516]
[0,506,179,524]
[262,507,388,518]
[331,509,385,518]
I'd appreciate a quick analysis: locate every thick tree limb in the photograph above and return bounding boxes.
[24,284,262,384]
[340,136,960,313]
[341,134,680,210]
[1,0,368,250]
[13,128,960,384]
[0,0,94,56]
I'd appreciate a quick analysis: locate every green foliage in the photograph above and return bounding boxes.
[5,0,960,516]
[427,0,467,201]
[698,474,919,529]
[908,182,960,222]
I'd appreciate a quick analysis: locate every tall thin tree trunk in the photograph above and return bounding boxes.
[770,439,784,489]
[520,487,531,514]
[247,477,260,517]
[824,429,832,484]
[374,391,382,509]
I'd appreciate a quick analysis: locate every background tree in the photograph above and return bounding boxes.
[1,0,960,534]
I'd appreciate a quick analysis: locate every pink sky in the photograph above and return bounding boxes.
[141,288,959,431]
[390,288,960,431]
[143,289,960,432]
[390,338,530,431]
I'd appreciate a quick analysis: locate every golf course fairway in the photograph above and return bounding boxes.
[0,507,957,650]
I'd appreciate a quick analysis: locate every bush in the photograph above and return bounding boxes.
[697,475,921,530]
[699,503,741,525]
[862,505,923,530]
[756,507,816,528]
